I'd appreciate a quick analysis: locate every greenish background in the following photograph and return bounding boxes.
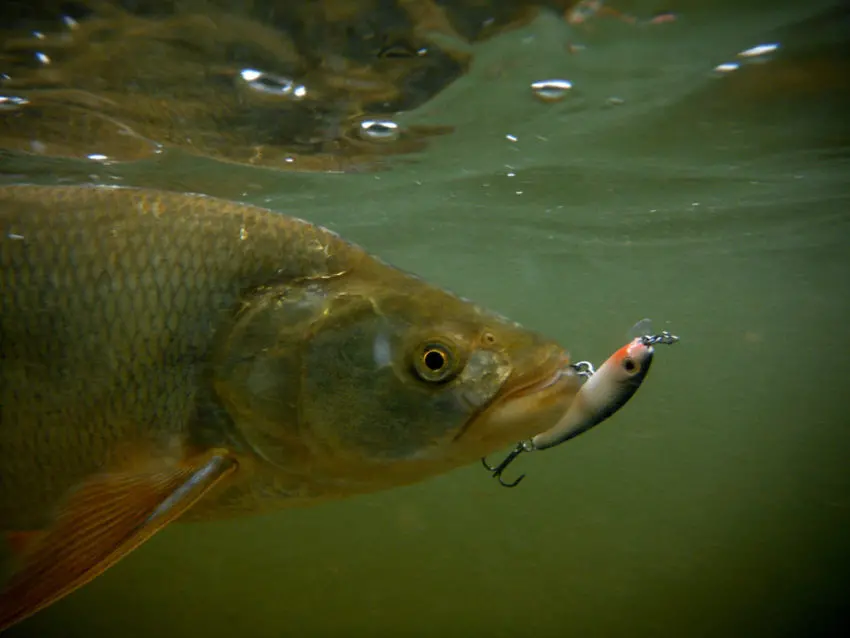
[2,1,848,636]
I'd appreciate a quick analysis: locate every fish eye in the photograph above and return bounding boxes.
[622,357,637,373]
[413,341,458,383]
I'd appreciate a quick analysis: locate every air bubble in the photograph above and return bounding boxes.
[239,69,306,99]
[737,43,779,63]
[357,119,400,143]
[712,62,739,77]
[531,79,573,103]
[0,96,30,111]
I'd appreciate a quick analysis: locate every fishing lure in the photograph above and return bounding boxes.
[482,324,679,487]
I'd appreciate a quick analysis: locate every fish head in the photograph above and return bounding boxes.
[213,258,581,492]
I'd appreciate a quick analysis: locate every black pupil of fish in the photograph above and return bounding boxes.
[424,349,446,371]
[623,358,636,372]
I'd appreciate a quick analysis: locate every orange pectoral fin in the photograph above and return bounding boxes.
[0,449,237,633]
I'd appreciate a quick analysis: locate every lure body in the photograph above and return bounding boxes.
[530,338,654,450]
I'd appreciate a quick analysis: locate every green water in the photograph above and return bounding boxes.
[3,1,849,636]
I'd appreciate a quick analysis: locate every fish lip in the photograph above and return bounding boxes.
[500,352,570,402]
[453,351,573,442]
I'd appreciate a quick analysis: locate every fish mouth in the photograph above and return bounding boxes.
[500,354,571,401]
[460,351,580,444]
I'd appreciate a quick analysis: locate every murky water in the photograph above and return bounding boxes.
[2,1,849,636]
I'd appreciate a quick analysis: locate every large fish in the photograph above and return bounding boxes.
[0,184,582,631]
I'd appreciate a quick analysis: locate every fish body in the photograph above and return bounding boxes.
[0,184,581,629]
[1,184,364,528]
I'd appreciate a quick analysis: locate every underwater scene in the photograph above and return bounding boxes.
[1,1,848,637]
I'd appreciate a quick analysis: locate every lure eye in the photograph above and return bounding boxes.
[413,341,457,383]
[622,357,638,374]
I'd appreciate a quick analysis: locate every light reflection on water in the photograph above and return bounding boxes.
[2,1,848,637]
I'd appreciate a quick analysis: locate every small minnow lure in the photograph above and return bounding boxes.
[529,337,654,451]
[482,328,678,487]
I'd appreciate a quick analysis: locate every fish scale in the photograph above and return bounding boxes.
[0,184,353,529]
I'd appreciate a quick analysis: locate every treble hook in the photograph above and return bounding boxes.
[481,443,528,488]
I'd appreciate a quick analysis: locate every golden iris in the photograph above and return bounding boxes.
[413,341,458,383]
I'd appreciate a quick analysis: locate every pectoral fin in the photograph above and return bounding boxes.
[0,449,237,633]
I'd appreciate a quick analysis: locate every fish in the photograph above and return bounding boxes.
[529,337,654,450]
[0,183,583,631]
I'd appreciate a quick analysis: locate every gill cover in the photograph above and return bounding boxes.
[212,279,512,467]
